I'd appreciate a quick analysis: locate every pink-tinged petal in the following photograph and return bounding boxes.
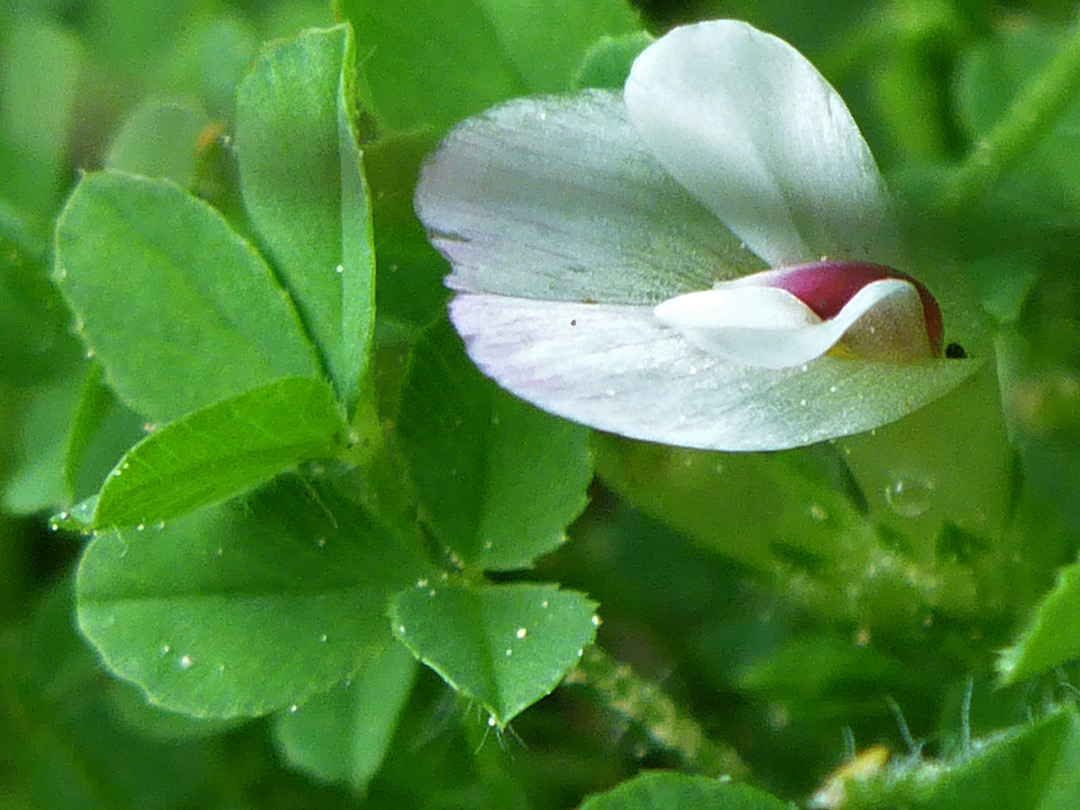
[655,278,931,369]
[624,20,903,268]
[727,261,944,355]
[448,293,977,452]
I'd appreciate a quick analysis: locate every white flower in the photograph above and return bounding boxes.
[415,20,976,451]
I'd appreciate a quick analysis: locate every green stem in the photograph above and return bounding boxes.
[565,646,748,779]
[945,18,1080,210]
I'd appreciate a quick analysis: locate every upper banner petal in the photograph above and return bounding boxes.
[624,20,903,268]
[415,90,764,305]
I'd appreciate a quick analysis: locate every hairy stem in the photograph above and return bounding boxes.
[565,645,747,779]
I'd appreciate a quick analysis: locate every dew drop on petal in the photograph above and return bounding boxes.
[884,476,934,518]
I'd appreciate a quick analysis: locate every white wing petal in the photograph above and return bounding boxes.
[449,293,976,451]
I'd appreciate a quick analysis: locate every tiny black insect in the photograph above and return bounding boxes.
[945,342,967,359]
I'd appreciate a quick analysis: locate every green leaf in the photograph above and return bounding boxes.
[150,13,260,117]
[364,130,449,336]
[54,171,321,422]
[954,25,1080,219]
[273,642,417,790]
[2,371,85,514]
[0,18,83,230]
[63,363,146,503]
[398,319,593,571]
[390,581,597,727]
[572,31,654,90]
[844,708,1080,810]
[580,771,788,810]
[104,99,210,188]
[0,231,78,383]
[337,0,640,130]
[9,583,222,810]
[77,474,425,718]
[998,560,1080,684]
[93,377,345,529]
[236,25,374,410]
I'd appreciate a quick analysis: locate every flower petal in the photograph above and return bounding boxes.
[449,293,978,452]
[654,278,931,369]
[415,90,764,305]
[624,20,903,268]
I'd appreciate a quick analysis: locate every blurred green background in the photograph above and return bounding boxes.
[4,0,1080,808]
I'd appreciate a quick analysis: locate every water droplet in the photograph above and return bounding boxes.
[416,578,428,588]
[136,524,145,532]
[334,264,344,274]
[505,648,513,656]
[591,614,601,627]
[216,547,224,556]
[809,503,828,521]
[317,537,326,548]
[516,628,527,639]
[483,540,493,550]
[319,634,328,642]
[179,655,193,669]
[541,600,549,609]
[289,704,299,713]
[155,521,166,530]
[829,386,838,394]
[161,645,171,655]
[884,476,934,518]
[488,715,497,727]
[799,399,807,407]
[398,625,406,635]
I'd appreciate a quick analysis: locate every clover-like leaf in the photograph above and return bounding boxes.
[54,171,321,423]
[272,642,417,790]
[93,377,345,529]
[581,772,788,810]
[398,319,593,571]
[390,581,597,728]
[998,560,1080,685]
[236,24,374,410]
[77,474,424,718]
